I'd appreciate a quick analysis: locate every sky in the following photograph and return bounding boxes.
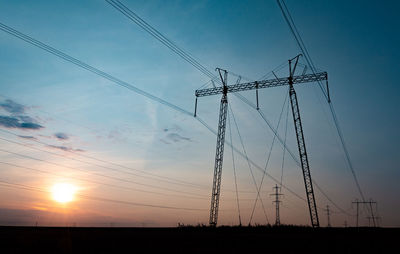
[0,0,399,227]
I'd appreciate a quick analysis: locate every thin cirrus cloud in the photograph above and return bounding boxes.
[166,133,191,143]
[18,135,37,140]
[0,99,43,130]
[47,145,85,152]
[54,132,69,140]
[0,99,25,114]
[0,99,85,152]
[0,115,43,130]
[160,126,192,144]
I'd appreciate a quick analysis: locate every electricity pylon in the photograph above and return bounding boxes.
[195,55,328,227]
[352,199,377,227]
[325,205,331,227]
[270,184,283,226]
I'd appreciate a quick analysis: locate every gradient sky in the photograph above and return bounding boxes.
[0,0,399,227]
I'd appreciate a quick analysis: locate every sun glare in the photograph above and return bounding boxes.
[51,183,77,203]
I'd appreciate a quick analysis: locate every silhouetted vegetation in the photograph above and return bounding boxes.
[0,225,398,253]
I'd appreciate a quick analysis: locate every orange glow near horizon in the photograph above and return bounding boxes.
[51,183,77,204]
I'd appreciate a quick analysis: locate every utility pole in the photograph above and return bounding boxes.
[195,55,328,226]
[324,205,331,227]
[270,184,283,226]
[352,199,377,227]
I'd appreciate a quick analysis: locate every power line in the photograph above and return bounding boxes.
[0,133,260,202]
[227,110,242,225]
[249,89,289,223]
[0,147,208,199]
[280,94,290,188]
[106,0,216,80]
[0,20,347,220]
[0,127,261,195]
[0,160,208,201]
[196,115,309,205]
[0,130,207,190]
[229,105,269,225]
[0,179,207,211]
[233,92,350,215]
[0,22,192,117]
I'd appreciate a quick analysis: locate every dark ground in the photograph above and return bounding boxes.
[0,225,398,253]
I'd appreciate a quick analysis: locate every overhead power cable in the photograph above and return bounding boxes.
[233,86,350,215]
[104,0,349,215]
[229,105,269,225]
[0,129,206,190]
[0,22,192,117]
[0,161,208,200]
[0,133,257,201]
[105,0,352,216]
[249,89,289,223]
[280,95,290,188]
[106,0,216,80]
[0,147,207,199]
[0,21,344,215]
[0,180,207,211]
[227,110,242,225]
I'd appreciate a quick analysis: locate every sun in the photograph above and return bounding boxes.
[51,183,77,203]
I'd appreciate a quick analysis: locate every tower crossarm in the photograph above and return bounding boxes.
[195,72,327,97]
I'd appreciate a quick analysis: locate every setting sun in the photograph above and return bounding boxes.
[51,183,77,203]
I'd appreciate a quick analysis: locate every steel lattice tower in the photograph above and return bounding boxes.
[271,184,283,226]
[195,55,327,227]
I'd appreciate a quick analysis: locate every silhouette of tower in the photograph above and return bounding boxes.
[270,184,283,226]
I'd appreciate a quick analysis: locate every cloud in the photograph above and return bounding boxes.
[0,99,25,114]
[166,133,191,142]
[0,115,20,128]
[0,99,44,130]
[47,145,85,152]
[0,115,43,130]
[20,122,43,130]
[54,132,69,140]
[160,125,192,144]
[18,135,37,140]
[17,115,36,123]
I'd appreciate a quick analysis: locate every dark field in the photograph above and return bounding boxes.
[0,226,398,253]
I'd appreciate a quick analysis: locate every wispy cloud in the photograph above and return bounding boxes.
[0,99,43,131]
[18,135,37,140]
[0,99,25,114]
[54,132,69,140]
[166,133,191,142]
[160,125,192,144]
[47,145,85,152]
[0,115,43,130]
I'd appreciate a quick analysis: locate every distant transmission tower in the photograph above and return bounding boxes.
[270,184,283,226]
[324,205,331,227]
[352,199,377,227]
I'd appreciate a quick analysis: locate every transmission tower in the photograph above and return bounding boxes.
[194,55,328,227]
[207,68,228,226]
[352,199,377,227]
[324,205,331,227]
[270,184,283,226]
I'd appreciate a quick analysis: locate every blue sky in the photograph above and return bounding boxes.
[0,0,399,227]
